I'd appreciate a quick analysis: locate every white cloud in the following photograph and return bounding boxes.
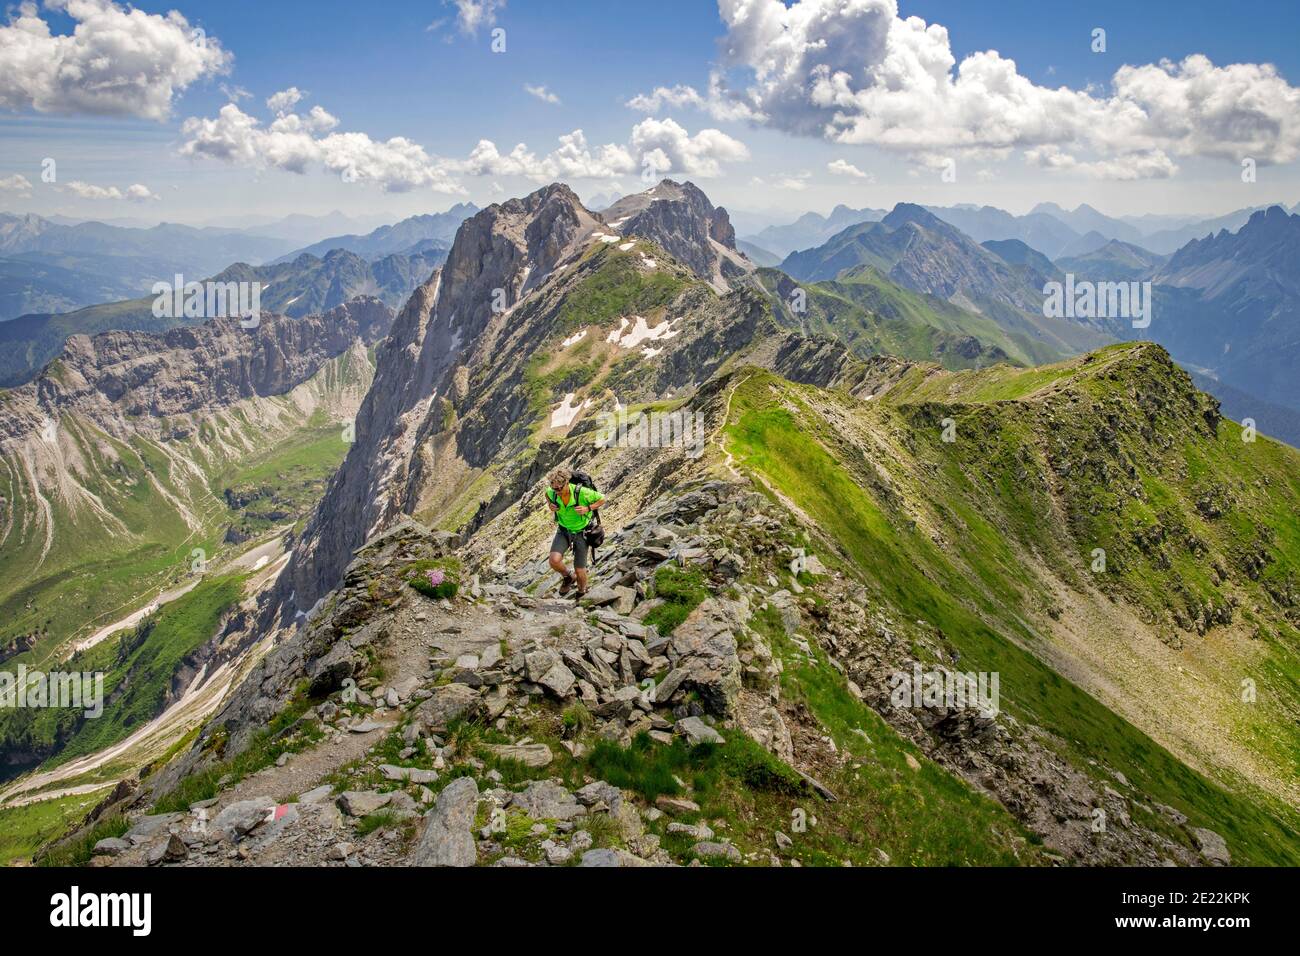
[180,102,465,193]
[0,173,33,196]
[524,84,560,105]
[458,122,748,182]
[266,87,305,116]
[631,0,1300,179]
[628,118,750,178]
[125,183,160,202]
[448,0,504,36]
[63,179,158,201]
[0,0,230,121]
[181,91,748,192]
[460,130,635,181]
[827,158,870,179]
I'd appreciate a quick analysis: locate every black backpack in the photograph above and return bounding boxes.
[569,471,605,561]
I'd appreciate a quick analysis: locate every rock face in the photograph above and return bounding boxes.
[413,777,479,867]
[0,297,394,453]
[273,184,602,620]
[602,180,752,292]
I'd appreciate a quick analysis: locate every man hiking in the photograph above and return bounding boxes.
[545,467,605,598]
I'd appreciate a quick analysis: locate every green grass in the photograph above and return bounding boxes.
[0,788,116,866]
[723,363,1300,865]
[643,565,709,636]
[0,574,248,774]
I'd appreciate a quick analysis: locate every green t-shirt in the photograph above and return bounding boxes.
[546,484,604,532]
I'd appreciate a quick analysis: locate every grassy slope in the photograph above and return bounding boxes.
[757,266,1065,369]
[0,574,247,771]
[0,787,115,866]
[0,351,365,664]
[722,348,1300,865]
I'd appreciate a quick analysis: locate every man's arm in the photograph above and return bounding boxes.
[576,491,605,515]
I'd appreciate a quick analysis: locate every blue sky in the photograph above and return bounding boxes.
[2,0,1298,228]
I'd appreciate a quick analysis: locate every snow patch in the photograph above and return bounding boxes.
[550,393,592,429]
[561,328,588,348]
[608,314,681,350]
[640,256,658,269]
[618,241,636,251]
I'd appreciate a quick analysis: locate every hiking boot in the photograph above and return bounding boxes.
[573,587,588,602]
[558,574,575,596]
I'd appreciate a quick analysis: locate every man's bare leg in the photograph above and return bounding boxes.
[549,552,573,590]
[574,566,588,593]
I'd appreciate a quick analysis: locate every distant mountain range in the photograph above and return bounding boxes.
[0,246,442,387]
[780,203,1112,357]
[746,204,887,258]
[273,203,478,263]
[743,199,1300,264]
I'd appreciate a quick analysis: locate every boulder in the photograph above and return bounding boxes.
[412,777,480,867]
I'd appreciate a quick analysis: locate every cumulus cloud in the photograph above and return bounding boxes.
[180,101,465,193]
[0,0,230,120]
[631,0,1300,179]
[628,118,750,178]
[524,84,560,105]
[827,158,870,179]
[181,87,749,192]
[64,180,158,201]
[266,87,305,116]
[0,173,33,196]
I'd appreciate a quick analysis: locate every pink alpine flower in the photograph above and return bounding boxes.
[426,569,446,588]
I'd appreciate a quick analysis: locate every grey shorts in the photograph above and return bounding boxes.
[550,527,589,570]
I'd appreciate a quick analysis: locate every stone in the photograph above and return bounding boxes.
[579,848,652,867]
[774,831,793,850]
[538,661,577,699]
[337,791,391,817]
[668,821,715,841]
[298,785,334,805]
[692,841,741,863]
[124,813,183,846]
[510,780,585,821]
[575,781,623,814]
[417,683,480,727]
[92,837,131,856]
[327,843,354,861]
[543,841,573,865]
[412,777,480,867]
[1191,827,1230,866]
[211,800,273,839]
[675,716,724,745]
[380,764,439,784]
[654,796,701,816]
[147,834,188,865]
[485,743,554,768]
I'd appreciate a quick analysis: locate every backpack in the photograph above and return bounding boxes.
[553,470,605,562]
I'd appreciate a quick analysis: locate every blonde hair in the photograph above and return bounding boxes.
[547,467,572,489]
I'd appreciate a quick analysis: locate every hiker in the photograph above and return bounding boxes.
[545,467,605,598]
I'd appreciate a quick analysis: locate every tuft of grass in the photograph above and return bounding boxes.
[643,565,709,636]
